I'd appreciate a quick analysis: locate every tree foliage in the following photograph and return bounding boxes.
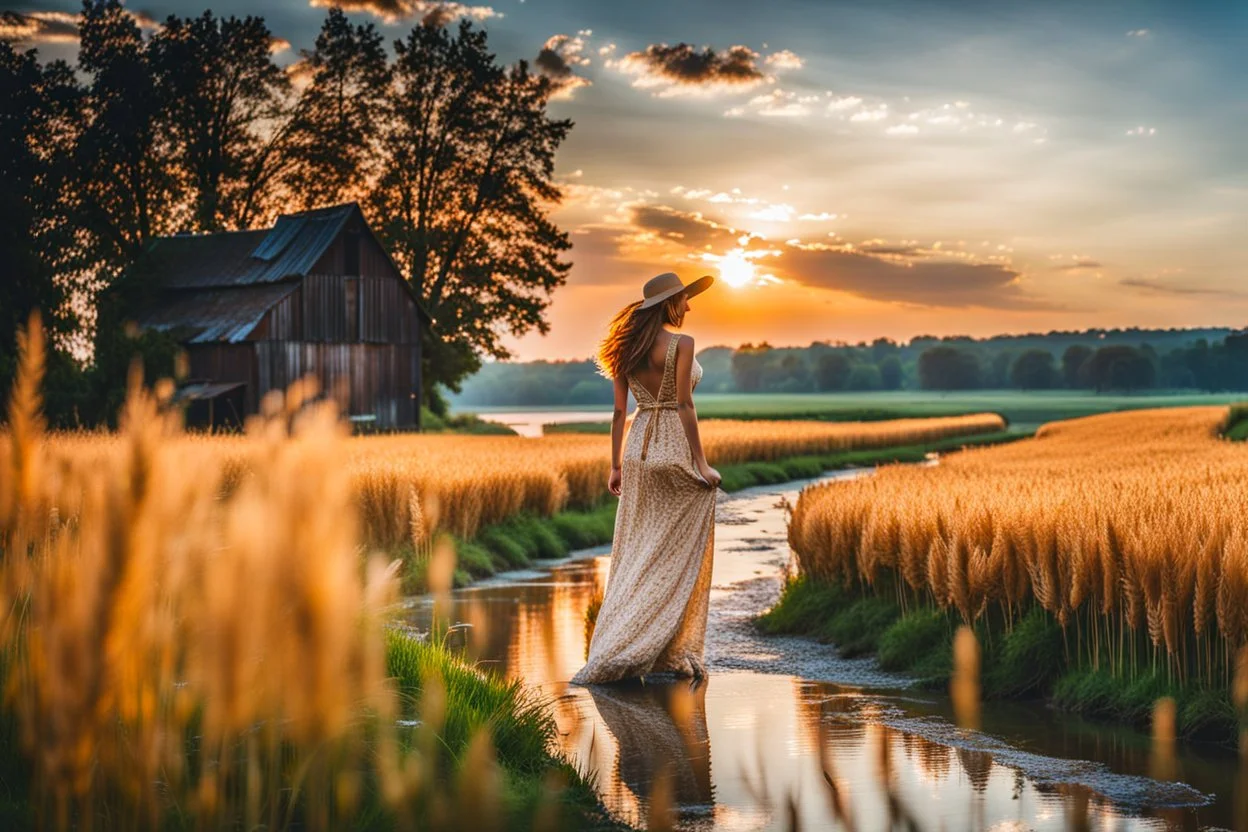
[2,5,574,421]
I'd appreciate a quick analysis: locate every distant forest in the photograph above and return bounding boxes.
[449,327,1248,407]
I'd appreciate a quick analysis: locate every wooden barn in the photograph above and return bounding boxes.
[137,203,430,429]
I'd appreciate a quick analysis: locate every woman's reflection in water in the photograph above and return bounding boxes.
[584,677,714,823]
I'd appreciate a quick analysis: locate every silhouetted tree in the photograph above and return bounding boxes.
[1010,349,1057,390]
[918,347,982,390]
[0,41,85,420]
[813,352,851,391]
[150,11,290,231]
[280,8,391,210]
[370,20,573,412]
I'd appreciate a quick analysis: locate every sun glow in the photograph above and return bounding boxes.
[717,248,757,288]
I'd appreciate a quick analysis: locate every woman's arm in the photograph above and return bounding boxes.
[608,372,628,496]
[674,335,721,487]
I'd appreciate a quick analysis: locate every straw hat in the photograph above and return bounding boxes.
[638,271,714,309]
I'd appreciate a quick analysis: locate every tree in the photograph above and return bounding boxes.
[777,353,811,392]
[0,41,84,420]
[1061,345,1093,388]
[150,11,290,231]
[846,362,882,391]
[813,352,851,391]
[918,347,982,391]
[370,20,573,410]
[280,8,391,210]
[731,343,771,392]
[1010,349,1057,390]
[878,355,903,390]
[1082,345,1155,392]
[988,349,1015,387]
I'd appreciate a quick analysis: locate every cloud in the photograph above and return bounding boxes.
[774,243,1043,309]
[826,95,863,112]
[1126,125,1157,137]
[1119,278,1243,298]
[1126,28,1150,37]
[308,0,500,26]
[885,123,919,136]
[609,42,769,97]
[536,32,591,99]
[742,88,811,117]
[1,9,159,44]
[628,204,742,249]
[1052,259,1103,272]
[850,106,889,122]
[269,36,292,54]
[764,49,803,70]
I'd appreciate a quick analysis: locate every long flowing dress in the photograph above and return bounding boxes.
[570,334,717,684]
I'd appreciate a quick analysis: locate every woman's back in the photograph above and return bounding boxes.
[628,332,678,401]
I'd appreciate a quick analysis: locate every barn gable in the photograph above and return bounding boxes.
[136,203,429,429]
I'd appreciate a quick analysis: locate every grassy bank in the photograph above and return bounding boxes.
[758,577,1239,745]
[382,632,621,829]
[410,429,1030,592]
[1226,402,1248,440]
[0,633,620,830]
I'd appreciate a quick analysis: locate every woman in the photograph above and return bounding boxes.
[570,271,721,686]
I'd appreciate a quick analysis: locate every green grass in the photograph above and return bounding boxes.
[759,577,1240,744]
[1225,402,1248,440]
[529,390,1245,436]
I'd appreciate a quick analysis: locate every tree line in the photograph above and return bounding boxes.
[1,1,572,425]
[450,328,1248,406]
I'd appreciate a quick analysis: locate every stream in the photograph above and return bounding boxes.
[404,471,1239,831]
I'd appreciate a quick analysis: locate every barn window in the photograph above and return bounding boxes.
[343,231,361,276]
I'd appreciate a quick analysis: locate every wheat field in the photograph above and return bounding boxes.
[788,406,1248,686]
[32,413,1006,549]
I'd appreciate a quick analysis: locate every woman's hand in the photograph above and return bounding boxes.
[608,465,622,496]
[695,459,721,489]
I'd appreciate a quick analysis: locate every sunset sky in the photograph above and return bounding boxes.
[8,0,1247,361]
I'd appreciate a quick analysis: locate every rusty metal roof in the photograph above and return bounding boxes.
[147,203,358,289]
[138,283,298,343]
[138,203,432,341]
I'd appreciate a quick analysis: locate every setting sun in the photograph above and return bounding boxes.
[715,248,756,288]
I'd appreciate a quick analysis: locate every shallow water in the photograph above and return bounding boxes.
[404,473,1239,831]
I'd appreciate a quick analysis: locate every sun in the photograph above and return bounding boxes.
[717,249,756,288]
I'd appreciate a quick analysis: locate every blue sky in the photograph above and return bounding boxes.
[6,0,1247,358]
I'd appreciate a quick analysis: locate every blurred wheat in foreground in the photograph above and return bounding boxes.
[787,405,1248,688]
[0,314,495,830]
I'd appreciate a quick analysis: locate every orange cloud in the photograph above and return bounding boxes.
[0,9,158,44]
[610,42,773,97]
[536,32,592,100]
[307,0,499,26]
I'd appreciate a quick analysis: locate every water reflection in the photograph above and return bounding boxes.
[404,482,1230,831]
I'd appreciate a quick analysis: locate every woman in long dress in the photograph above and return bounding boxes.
[570,271,721,685]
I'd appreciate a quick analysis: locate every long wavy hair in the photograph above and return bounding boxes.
[594,294,687,379]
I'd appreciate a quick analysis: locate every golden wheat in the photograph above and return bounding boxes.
[0,323,412,828]
[28,414,1004,551]
[788,406,1248,686]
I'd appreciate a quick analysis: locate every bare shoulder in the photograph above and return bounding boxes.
[675,332,695,353]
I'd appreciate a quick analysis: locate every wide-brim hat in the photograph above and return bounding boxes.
[639,271,714,309]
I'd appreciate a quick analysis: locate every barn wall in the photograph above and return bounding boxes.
[255,341,420,428]
[185,344,259,415]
